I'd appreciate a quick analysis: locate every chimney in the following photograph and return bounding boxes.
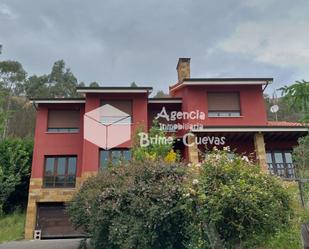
[176,58,190,82]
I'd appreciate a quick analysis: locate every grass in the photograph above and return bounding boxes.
[259,181,309,249]
[0,212,25,243]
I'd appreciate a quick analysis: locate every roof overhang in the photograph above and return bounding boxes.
[76,87,153,94]
[191,126,308,133]
[170,78,273,92]
[30,98,86,104]
[148,98,182,104]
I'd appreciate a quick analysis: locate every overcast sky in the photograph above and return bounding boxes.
[0,0,308,95]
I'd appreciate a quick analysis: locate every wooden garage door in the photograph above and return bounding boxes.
[36,203,85,238]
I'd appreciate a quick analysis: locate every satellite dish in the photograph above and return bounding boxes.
[270,105,279,113]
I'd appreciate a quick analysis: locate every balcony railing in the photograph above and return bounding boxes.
[267,163,295,178]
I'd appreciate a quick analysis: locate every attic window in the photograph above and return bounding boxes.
[207,92,241,117]
[47,109,80,132]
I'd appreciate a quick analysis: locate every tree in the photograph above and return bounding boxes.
[89,81,99,87]
[130,82,138,87]
[0,61,27,139]
[153,90,169,98]
[24,75,50,98]
[7,96,36,138]
[280,80,309,122]
[25,60,81,98]
[48,60,79,97]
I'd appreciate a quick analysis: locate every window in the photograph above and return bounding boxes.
[207,92,240,117]
[43,156,77,187]
[100,100,132,124]
[47,110,80,132]
[266,151,295,178]
[100,149,131,169]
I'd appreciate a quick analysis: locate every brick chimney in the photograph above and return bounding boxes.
[176,58,190,82]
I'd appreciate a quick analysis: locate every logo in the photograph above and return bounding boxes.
[83,105,226,149]
[155,106,206,121]
[84,104,131,149]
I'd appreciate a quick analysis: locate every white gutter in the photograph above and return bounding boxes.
[171,80,272,92]
[30,100,86,104]
[148,99,182,104]
[76,89,152,93]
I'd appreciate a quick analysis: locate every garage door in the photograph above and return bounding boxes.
[36,202,85,239]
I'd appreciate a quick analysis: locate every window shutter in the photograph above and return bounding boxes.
[101,100,132,115]
[48,110,80,128]
[207,93,240,111]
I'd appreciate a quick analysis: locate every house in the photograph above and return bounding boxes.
[25,58,308,239]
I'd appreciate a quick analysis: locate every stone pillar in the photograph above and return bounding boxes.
[254,133,268,172]
[188,134,199,164]
[24,197,37,239]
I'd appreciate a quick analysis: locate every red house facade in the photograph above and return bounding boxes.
[25,58,308,239]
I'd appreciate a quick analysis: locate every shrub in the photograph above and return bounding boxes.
[132,120,178,163]
[68,160,189,249]
[0,138,33,214]
[185,148,293,249]
[293,135,309,178]
[69,148,293,249]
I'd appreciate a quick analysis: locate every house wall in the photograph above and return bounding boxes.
[171,85,268,126]
[31,103,85,178]
[82,93,148,173]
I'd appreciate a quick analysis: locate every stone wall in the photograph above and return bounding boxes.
[24,171,97,239]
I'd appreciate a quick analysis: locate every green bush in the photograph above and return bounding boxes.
[68,161,189,249]
[259,184,309,249]
[69,148,293,249]
[132,120,178,163]
[0,138,33,214]
[185,148,293,249]
[293,135,309,178]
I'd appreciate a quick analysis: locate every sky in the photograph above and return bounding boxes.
[0,0,309,95]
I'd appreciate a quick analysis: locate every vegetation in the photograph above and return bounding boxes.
[293,135,309,178]
[132,121,178,163]
[0,138,33,214]
[24,59,84,98]
[0,60,27,139]
[68,161,189,249]
[265,95,303,122]
[153,90,169,98]
[279,80,309,122]
[68,148,293,249]
[259,184,309,249]
[184,148,292,249]
[0,212,25,243]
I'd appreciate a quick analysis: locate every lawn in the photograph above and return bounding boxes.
[0,212,25,243]
[259,182,309,249]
